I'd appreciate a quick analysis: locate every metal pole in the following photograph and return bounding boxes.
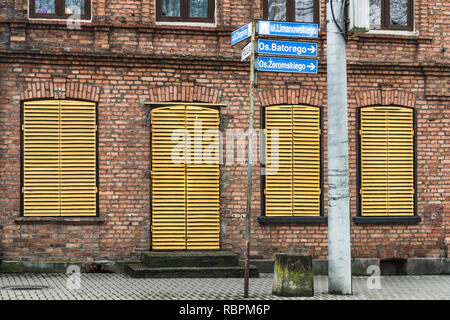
[326,0,352,295]
[244,20,256,299]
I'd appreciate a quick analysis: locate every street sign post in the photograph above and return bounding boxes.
[243,20,257,299]
[257,39,317,57]
[258,20,319,38]
[232,19,320,299]
[256,56,318,74]
[231,22,252,46]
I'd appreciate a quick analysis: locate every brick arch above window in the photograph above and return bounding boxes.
[355,89,416,108]
[148,85,224,105]
[19,80,102,102]
[257,87,324,107]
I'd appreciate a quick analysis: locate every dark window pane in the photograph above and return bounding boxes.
[190,0,209,18]
[268,0,287,21]
[295,0,314,23]
[35,0,55,14]
[369,0,381,27]
[65,0,85,15]
[390,0,408,26]
[161,0,181,17]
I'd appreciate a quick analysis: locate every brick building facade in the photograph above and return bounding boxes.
[0,1,448,268]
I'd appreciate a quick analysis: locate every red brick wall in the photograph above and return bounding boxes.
[0,0,448,261]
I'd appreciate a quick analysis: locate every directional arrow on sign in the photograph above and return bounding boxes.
[256,56,318,74]
[307,46,316,54]
[257,39,317,57]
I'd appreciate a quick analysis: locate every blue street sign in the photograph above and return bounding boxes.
[257,39,317,57]
[258,20,319,38]
[256,56,318,74]
[231,22,252,46]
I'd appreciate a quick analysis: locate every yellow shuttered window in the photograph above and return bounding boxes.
[151,105,220,250]
[359,106,415,216]
[22,100,97,217]
[265,105,321,217]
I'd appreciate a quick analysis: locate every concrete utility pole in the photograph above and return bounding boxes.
[326,0,352,295]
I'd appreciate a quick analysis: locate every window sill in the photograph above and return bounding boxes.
[27,17,92,23]
[353,216,421,224]
[367,29,419,37]
[15,216,105,225]
[155,20,217,28]
[258,216,327,224]
[355,30,432,44]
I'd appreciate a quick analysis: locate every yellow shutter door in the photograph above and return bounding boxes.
[151,106,187,250]
[23,100,61,216]
[360,106,414,216]
[186,106,220,250]
[293,106,321,216]
[151,105,220,250]
[265,105,293,216]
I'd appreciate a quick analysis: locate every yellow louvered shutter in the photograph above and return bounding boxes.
[23,100,61,216]
[22,100,97,216]
[151,105,220,250]
[265,105,321,217]
[186,106,220,250]
[60,100,97,216]
[151,106,187,250]
[293,106,321,216]
[360,106,414,216]
[265,106,293,216]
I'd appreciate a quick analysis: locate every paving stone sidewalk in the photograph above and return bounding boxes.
[0,273,448,300]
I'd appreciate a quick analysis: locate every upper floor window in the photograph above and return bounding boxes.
[29,0,91,20]
[156,0,215,23]
[263,0,320,24]
[370,0,413,31]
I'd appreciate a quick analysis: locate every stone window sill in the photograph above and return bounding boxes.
[355,31,432,44]
[15,216,105,225]
[353,216,421,224]
[258,216,328,224]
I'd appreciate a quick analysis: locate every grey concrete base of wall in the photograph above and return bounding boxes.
[0,261,134,273]
[251,258,450,276]
[406,258,449,275]
[1,258,448,275]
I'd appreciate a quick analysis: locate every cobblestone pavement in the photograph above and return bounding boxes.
[0,273,448,300]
